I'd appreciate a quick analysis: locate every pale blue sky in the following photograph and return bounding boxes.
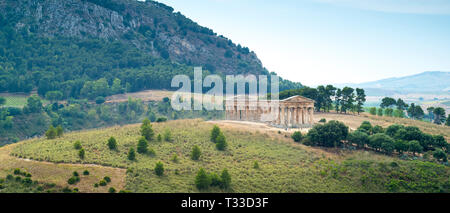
[155,0,450,86]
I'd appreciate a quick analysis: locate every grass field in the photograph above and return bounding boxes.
[0,93,50,108]
[4,119,448,193]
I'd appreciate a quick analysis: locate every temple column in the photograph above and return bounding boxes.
[302,107,305,125]
[280,107,285,126]
[293,107,298,126]
[309,107,313,124]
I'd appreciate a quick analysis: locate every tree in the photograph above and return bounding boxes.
[334,89,342,113]
[393,109,405,118]
[45,91,63,103]
[111,78,124,94]
[407,103,424,120]
[195,168,211,190]
[78,148,85,159]
[433,135,447,151]
[45,125,57,139]
[290,131,303,142]
[0,97,5,106]
[368,133,393,152]
[433,107,446,125]
[137,137,148,154]
[140,118,154,141]
[408,140,423,156]
[24,95,43,113]
[377,108,383,116]
[340,87,355,114]
[56,125,63,137]
[427,107,435,122]
[107,137,117,150]
[220,169,231,189]
[154,161,164,176]
[95,96,105,104]
[385,108,394,117]
[369,107,377,115]
[433,149,447,162]
[394,140,408,154]
[215,132,228,151]
[385,124,404,138]
[396,99,408,110]
[446,115,450,126]
[128,148,136,160]
[372,125,384,134]
[381,139,395,155]
[307,120,348,147]
[191,145,201,160]
[210,125,221,142]
[380,97,396,108]
[347,130,369,148]
[357,121,372,135]
[355,88,366,115]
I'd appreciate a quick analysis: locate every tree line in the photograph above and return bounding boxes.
[277,85,366,114]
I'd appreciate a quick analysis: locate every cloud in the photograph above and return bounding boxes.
[313,0,450,15]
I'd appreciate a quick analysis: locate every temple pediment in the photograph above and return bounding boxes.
[281,95,315,103]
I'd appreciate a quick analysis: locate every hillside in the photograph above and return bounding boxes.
[0,0,302,97]
[337,71,450,96]
[1,119,448,193]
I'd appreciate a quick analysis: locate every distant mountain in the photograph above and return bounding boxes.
[337,71,450,96]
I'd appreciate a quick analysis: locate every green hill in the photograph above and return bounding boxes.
[3,119,448,193]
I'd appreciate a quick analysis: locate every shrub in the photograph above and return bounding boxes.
[13,168,21,175]
[210,125,221,142]
[67,177,77,185]
[191,145,201,160]
[78,148,85,159]
[83,170,89,175]
[307,120,348,147]
[433,149,447,162]
[215,133,227,151]
[163,129,173,142]
[108,187,116,193]
[103,176,111,183]
[99,180,107,186]
[386,124,404,137]
[157,134,162,142]
[107,137,117,150]
[372,125,384,134]
[56,125,64,137]
[45,125,57,139]
[95,96,105,104]
[253,161,260,169]
[291,131,303,142]
[140,118,154,141]
[347,130,369,148]
[73,141,82,150]
[128,148,136,161]
[94,183,99,188]
[73,171,79,177]
[171,154,179,163]
[195,168,211,190]
[137,137,148,154]
[220,169,231,189]
[369,107,377,115]
[156,117,167,122]
[154,162,164,176]
[210,172,221,187]
[319,118,326,123]
[357,121,372,135]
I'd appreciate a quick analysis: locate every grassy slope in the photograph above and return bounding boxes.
[6,119,449,193]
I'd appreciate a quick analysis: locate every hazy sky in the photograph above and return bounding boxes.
[155,0,450,86]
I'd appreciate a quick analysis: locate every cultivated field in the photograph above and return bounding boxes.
[2,118,448,193]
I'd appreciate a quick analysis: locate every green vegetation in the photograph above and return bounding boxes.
[276,85,366,114]
[191,145,202,161]
[9,120,449,192]
[107,137,117,150]
[154,162,164,176]
[291,131,303,142]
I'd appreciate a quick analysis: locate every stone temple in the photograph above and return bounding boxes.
[225,95,315,128]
